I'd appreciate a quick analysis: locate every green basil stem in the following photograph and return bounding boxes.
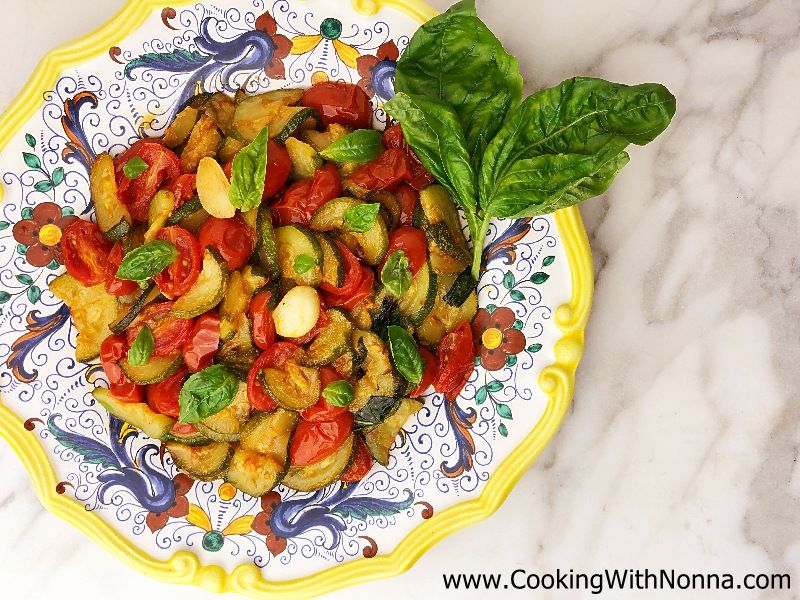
[471,212,491,279]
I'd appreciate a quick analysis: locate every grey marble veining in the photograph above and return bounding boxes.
[0,1,798,598]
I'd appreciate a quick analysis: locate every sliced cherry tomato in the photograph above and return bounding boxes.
[197,215,255,272]
[325,266,374,311]
[351,148,411,191]
[384,226,426,276]
[147,366,189,418]
[395,183,419,227]
[309,162,341,207]
[182,312,220,372]
[300,366,348,422]
[126,301,194,357]
[434,321,475,401]
[341,436,373,483]
[289,298,329,345]
[104,242,139,296]
[382,124,435,190]
[62,220,112,286]
[100,334,142,403]
[301,82,372,129]
[263,139,292,199]
[249,290,276,351]
[247,342,301,411]
[410,346,438,398]
[290,411,354,467]
[319,240,363,295]
[168,174,197,208]
[271,179,313,226]
[114,140,181,221]
[153,226,201,296]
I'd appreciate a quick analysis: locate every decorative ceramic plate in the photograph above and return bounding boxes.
[0,0,591,596]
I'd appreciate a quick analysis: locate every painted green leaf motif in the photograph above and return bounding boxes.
[52,167,65,186]
[496,403,513,419]
[486,303,497,314]
[498,422,508,437]
[531,272,550,284]
[475,385,487,405]
[61,206,74,216]
[512,319,523,330]
[21,207,33,219]
[25,134,36,149]
[17,243,28,255]
[506,354,517,367]
[0,221,9,230]
[503,271,515,289]
[542,255,555,267]
[527,343,542,353]
[46,259,59,270]
[16,274,33,286]
[0,291,10,304]
[27,285,41,304]
[23,152,41,170]
[487,380,503,393]
[34,180,54,193]
[510,290,525,302]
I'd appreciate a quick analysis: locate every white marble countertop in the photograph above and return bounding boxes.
[1,0,798,598]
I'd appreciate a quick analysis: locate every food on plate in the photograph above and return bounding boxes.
[50,0,674,495]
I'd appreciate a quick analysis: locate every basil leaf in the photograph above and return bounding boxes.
[380,250,412,298]
[394,0,522,165]
[178,365,239,423]
[294,254,315,274]
[123,156,149,179]
[343,202,381,233]
[116,240,178,281]
[354,396,401,429]
[127,325,154,367]
[322,380,354,407]
[319,129,382,163]
[230,126,268,211]
[386,325,423,384]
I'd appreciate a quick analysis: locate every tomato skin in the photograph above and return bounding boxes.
[247,342,301,411]
[147,366,189,418]
[341,436,373,483]
[197,215,255,272]
[351,148,411,191]
[104,242,139,296]
[290,411,354,467]
[394,183,419,227]
[114,140,181,221]
[126,301,194,357]
[382,124,435,190]
[324,266,374,311]
[168,174,197,208]
[271,179,313,226]
[62,220,112,286]
[434,321,475,401]
[300,366,348,422]
[318,240,363,295]
[153,226,201,296]
[302,82,372,129]
[309,163,341,207]
[100,334,143,403]
[249,290,276,351]
[384,226,426,276]
[263,140,292,199]
[410,346,438,398]
[182,312,220,372]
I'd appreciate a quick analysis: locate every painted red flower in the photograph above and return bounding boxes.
[251,491,287,556]
[471,307,526,371]
[146,474,193,532]
[12,202,77,267]
[356,40,399,100]
[255,12,292,79]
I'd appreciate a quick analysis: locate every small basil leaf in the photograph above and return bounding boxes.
[127,325,154,367]
[178,365,239,423]
[123,156,149,179]
[386,325,423,385]
[343,203,381,233]
[294,254,315,274]
[230,126,268,212]
[354,396,401,429]
[319,129,382,163]
[116,240,178,281]
[380,250,412,298]
[322,380,354,407]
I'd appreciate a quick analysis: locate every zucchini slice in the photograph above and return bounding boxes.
[218,136,245,163]
[110,282,160,335]
[418,185,471,272]
[196,382,250,442]
[364,398,423,465]
[144,190,176,242]
[162,106,200,148]
[218,266,268,340]
[262,353,320,410]
[275,225,323,287]
[282,433,355,492]
[231,94,282,142]
[310,197,389,265]
[166,196,201,226]
[240,408,299,454]
[181,113,223,173]
[285,137,322,179]
[353,395,402,430]
[351,330,399,412]
[397,260,437,326]
[203,92,236,135]
[92,387,175,439]
[120,351,183,385]
[165,441,233,481]
[258,88,304,106]
[217,316,258,376]
[442,267,477,307]
[49,274,119,362]
[272,106,317,144]
[170,248,228,318]
[303,308,354,366]
[255,203,280,280]
[315,232,345,289]
[161,423,212,446]
[90,153,131,241]
[367,190,401,230]
[416,272,478,346]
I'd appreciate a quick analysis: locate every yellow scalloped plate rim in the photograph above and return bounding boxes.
[0,0,593,596]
